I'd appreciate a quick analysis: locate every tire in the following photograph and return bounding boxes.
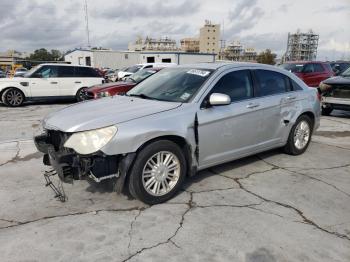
[2,88,25,107]
[283,115,313,155]
[321,106,333,116]
[128,140,186,205]
[76,87,87,102]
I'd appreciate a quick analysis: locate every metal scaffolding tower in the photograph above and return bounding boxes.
[284,30,319,62]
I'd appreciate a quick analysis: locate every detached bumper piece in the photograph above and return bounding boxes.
[34,131,120,184]
[44,169,67,202]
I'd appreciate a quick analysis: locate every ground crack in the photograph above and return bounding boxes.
[0,141,20,167]
[122,192,193,262]
[0,207,149,230]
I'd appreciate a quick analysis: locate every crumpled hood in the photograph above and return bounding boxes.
[323,76,350,85]
[43,95,182,132]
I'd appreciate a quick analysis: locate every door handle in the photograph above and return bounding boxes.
[286,96,297,101]
[50,81,58,84]
[75,81,82,84]
[246,103,260,109]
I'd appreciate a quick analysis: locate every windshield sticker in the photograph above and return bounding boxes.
[180,92,191,100]
[187,69,210,77]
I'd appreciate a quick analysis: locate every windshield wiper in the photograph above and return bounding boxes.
[128,93,156,100]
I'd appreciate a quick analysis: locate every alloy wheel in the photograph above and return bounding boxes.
[141,151,181,196]
[293,120,310,150]
[6,89,23,106]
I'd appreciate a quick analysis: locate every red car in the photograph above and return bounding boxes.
[84,68,162,99]
[280,61,334,87]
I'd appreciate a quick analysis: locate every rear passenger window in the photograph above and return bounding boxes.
[74,67,100,77]
[255,70,291,96]
[210,70,253,102]
[313,63,324,72]
[58,66,74,77]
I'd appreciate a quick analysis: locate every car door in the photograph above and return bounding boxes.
[57,66,76,96]
[197,69,262,168]
[253,69,301,146]
[29,65,60,97]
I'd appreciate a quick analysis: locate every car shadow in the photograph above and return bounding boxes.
[181,149,281,191]
[329,110,350,119]
[0,100,75,108]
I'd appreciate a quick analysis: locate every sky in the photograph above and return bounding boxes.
[0,0,349,60]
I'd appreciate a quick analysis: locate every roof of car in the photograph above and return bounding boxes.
[282,61,329,64]
[35,63,92,68]
[176,62,277,70]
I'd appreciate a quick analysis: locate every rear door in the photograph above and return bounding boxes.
[302,63,325,87]
[57,66,75,96]
[253,69,302,145]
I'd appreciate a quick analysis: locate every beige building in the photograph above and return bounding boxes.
[180,38,200,53]
[128,36,178,52]
[220,41,257,62]
[0,50,28,71]
[199,20,220,54]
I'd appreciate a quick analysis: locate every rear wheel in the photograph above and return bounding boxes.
[128,140,186,205]
[2,88,25,107]
[76,87,87,102]
[284,115,313,155]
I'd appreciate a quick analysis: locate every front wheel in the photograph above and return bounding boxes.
[128,140,186,205]
[2,88,25,107]
[283,115,313,155]
[321,106,333,116]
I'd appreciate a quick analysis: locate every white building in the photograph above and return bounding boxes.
[64,49,216,69]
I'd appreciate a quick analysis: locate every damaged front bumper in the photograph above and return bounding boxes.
[34,131,135,193]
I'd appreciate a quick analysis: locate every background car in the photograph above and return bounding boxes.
[13,67,28,77]
[0,64,104,106]
[280,61,334,87]
[330,61,350,76]
[319,66,350,115]
[84,68,163,99]
[0,70,5,78]
[117,63,176,80]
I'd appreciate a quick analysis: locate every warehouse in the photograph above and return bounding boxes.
[64,49,216,69]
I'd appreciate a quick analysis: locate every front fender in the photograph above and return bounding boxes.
[0,82,31,97]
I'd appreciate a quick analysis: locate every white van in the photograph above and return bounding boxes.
[0,64,104,106]
[117,63,177,80]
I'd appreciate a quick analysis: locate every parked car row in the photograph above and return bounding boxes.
[34,62,321,204]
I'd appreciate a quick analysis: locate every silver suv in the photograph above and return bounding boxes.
[35,63,320,204]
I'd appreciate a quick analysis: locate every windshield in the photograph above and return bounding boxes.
[127,67,213,102]
[126,65,142,73]
[280,63,304,73]
[23,65,41,78]
[126,69,158,83]
[341,67,350,77]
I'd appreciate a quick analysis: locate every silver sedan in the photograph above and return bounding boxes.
[35,63,321,204]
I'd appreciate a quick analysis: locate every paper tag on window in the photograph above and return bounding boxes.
[187,69,210,77]
[180,92,191,100]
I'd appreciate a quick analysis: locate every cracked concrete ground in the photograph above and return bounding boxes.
[0,103,350,262]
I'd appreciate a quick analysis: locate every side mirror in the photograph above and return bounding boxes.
[209,93,231,106]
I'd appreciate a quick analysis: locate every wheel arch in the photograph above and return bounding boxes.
[299,111,315,129]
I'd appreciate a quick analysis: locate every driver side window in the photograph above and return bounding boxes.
[210,70,253,102]
[35,66,58,78]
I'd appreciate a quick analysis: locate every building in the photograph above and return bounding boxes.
[220,41,257,62]
[64,49,216,69]
[180,38,200,53]
[0,50,28,71]
[199,20,220,54]
[284,30,319,61]
[128,36,178,52]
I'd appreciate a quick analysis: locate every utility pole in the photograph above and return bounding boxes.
[84,0,91,48]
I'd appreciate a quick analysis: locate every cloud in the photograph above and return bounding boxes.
[224,0,265,37]
[93,0,200,20]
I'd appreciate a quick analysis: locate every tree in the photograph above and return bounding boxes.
[26,48,63,61]
[256,49,277,65]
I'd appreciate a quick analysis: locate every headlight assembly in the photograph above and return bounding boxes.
[64,126,117,155]
[97,91,111,98]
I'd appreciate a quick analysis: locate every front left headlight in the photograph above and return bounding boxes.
[97,91,111,98]
[64,126,117,155]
